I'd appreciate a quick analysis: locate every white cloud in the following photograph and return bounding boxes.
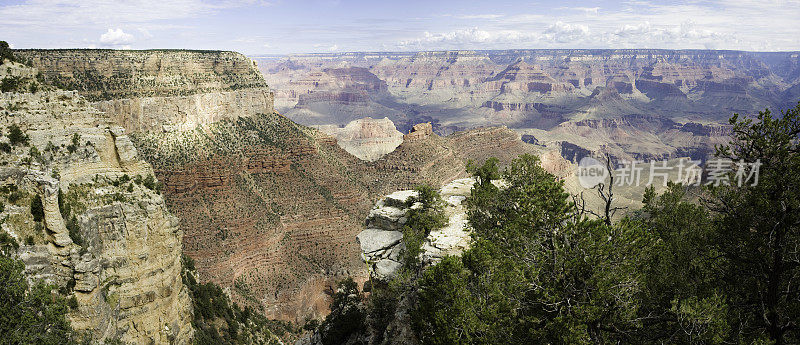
[395,22,593,51]
[454,14,504,20]
[598,21,731,49]
[557,7,600,15]
[391,0,800,52]
[397,27,540,50]
[543,21,590,43]
[99,28,135,46]
[613,22,652,38]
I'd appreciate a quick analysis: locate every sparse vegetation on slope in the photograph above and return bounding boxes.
[181,254,298,345]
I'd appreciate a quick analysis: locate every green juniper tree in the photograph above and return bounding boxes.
[634,183,729,344]
[0,250,77,344]
[414,155,648,345]
[708,103,800,345]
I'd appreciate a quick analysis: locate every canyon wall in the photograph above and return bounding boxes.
[16,49,274,132]
[0,62,192,344]
[257,49,800,163]
[130,111,547,323]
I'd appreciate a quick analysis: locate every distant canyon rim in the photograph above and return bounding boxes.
[256,49,800,164]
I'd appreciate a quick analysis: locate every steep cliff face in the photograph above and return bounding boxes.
[0,62,192,343]
[17,49,274,132]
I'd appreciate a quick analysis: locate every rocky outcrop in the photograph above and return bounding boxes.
[356,178,474,281]
[403,123,433,141]
[92,89,273,132]
[17,49,274,132]
[315,117,403,161]
[0,62,192,344]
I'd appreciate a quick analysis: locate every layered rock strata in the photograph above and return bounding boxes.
[257,49,800,164]
[17,49,274,132]
[315,117,403,161]
[0,62,192,344]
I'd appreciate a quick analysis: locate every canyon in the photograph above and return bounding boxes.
[15,49,552,330]
[6,47,798,344]
[257,49,800,163]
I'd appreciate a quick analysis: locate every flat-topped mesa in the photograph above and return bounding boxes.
[15,49,274,132]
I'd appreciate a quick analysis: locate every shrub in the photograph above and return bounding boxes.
[319,278,365,345]
[7,124,29,146]
[143,174,156,190]
[66,215,82,246]
[0,253,78,344]
[0,76,21,93]
[30,194,44,222]
[0,41,15,64]
[7,190,23,203]
[66,133,81,153]
[67,296,79,310]
[0,231,18,256]
[29,145,41,163]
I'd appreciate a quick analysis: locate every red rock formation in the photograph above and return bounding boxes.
[404,122,433,141]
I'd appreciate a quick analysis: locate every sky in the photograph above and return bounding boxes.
[1,0,799,54]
